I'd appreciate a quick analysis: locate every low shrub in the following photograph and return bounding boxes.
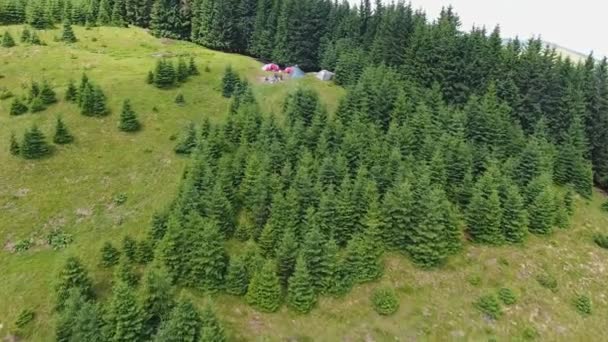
[498,288,517,305]
[574,295,592,316]
[47,229,73,250]
[593,234,608,249]
[15,309,35,328]
[372,287,399,316]
[475,294,502,320]
[536,273,558,292]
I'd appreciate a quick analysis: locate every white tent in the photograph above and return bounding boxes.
[316,70,334,81]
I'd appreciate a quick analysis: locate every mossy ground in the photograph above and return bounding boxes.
[1,25,607,341]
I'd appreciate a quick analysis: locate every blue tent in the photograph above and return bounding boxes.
[290,65,305,79]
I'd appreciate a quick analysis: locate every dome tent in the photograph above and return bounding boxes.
[288,65,305,79]
[316,70,334,81]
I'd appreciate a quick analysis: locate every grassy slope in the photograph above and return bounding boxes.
[1,25,607,341]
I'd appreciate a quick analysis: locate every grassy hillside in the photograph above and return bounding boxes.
[2,25,608,341]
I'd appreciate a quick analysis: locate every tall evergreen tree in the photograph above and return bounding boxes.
[246,259,282,312]
[105,281,144,342]
[61,20,77,42]
[53,117,75,144]
[1,30,15,47]
[55,256,94,311]
[118,99,141,132]
[21,125,51,159]
[287,255,316,313]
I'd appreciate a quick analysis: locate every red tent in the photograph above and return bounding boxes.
[284,66,294,74]
[262,63,280,72]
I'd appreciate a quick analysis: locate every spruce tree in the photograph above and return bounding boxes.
[200,304,226,342]
[501,184,528,243]
[53,117,75,144]
[10,97,28,115]
[111,0,127,27]
[29,96,46,112]
[2,30,15,47]
[153,59,176,88]
[40,80,57,105]
[21,27,31,42]
[21,125,51,159]
[225,255,249,296]
[287,255,316,314]
[186,221,227,291]
[119,99,141,132]
[528,186,556,235]
[9,133,20,156]
[141,268,174,340]
[246,259,282,312]
[175,93,185,105]
[105,281,144,342]
[188,56,199,75]
[147,70,155,84]
[176,57,189,82]
[100,241,120,267]
[55,256,95,311]
[55,289,104,342]
[123,235,137,262]
[301,224,327,291]
[65,79,78,102]
[276,227,298,285]
[174,122,198,154]
[221,65,239,98]
[136,240,154,264]
[115,257,140,287]
[97,0,111,24]
[154,299,201,342]
[61,20,77,43]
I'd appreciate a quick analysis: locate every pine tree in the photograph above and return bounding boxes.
[199,304,226,342]
[10,98,28,115]
[2,30,15,47]
[55,289,104,342]
[466,166,504,244]
[55,256,95,311]
[175,93,185,105]
[100,241,120,267]
[276,227,298,285]
[246,259,282,312]
[174,122,198,154]
[111,0,127,26]
[53,117,75,144]
[186,221,227,291]
[176,57,189,82]
[39,81,57,105]
[501,184,528,243]
[29,96,46,112]
[105,281,144,342]
[147,70,155,84]
[153,59,176,88]
[21,125,51,159]
[65,79,78,102]
[123,235,137,262]
[136,240,154,263]
[9,133,20,156]
[301,224,327,291]
[141,268,174,340]
[528,186,556,235]
[188,56,199,75]
[225,255,249,296]
[21,27,31,42]
[287,255,316,314]
[221,65,239,98]
[97,0,111,24]
[61,20,77,42]
[151,300,200,342]
[119,99,141,132]
[29,31,42,45]
[115,257,140,287]
[382,180,415,250]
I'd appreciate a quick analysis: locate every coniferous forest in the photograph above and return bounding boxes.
[2,0,608,340]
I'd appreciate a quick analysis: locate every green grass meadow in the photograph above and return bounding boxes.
[1,25,608,341]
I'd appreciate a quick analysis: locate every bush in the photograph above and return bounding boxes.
[601,200,608,212]
[498,288,517,305]
[47,229,73,250]
[113,193,127,205]
[593,234,608,249]
[521,326,539,340]
[0,87,12,99]
[574,295,592,316]
[372,288,399,316]
[536,273,558,292]
[15,309,35,328]
[475,294,502,320]
[14,239,32,253]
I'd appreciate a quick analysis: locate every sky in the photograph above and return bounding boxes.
[354,0,607,58]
